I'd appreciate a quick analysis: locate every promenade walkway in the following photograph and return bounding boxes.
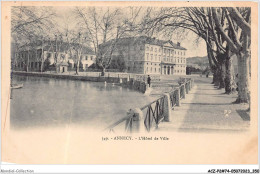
[157,77,250,132]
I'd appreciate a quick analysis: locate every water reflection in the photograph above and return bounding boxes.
[11,75,154,130]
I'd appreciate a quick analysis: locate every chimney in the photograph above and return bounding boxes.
[177,42,180,47]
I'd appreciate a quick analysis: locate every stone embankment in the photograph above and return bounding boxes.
[12,71,149,93]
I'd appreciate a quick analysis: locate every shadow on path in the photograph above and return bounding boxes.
[157,77,250,133]
[236,110,250,121]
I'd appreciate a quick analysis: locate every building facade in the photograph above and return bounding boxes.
[100,36,187,75]
[12,41,96,72]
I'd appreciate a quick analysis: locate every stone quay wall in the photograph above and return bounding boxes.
[12,71,147,93]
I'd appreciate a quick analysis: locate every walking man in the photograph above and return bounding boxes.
[147,75,151,88]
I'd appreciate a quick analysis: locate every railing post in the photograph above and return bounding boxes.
[127,108,145,133]
[163,93,171,122]
[182,84,186,99]
[176,88,181,106]
[185,83,189,94]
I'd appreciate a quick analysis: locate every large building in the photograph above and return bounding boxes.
[12,41,96,72]
[100,36,187,75]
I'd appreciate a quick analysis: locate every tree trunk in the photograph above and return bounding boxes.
[212,72,216,84]
[206,44,216,84]
[55,53,59,73]
[75,60,80,75]
[219,59,225,89]
[101,67,106,76]
[224,55,236,94]
[236,52,250,103]
[27,50,29,72]
[212,68,217,84]
[41,48,44,72]
[214,68,220,87]
[41,59,44,72]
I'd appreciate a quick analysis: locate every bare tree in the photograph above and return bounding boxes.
[69,32,88,75]
[11,6,56,72]
[75,7,141,75]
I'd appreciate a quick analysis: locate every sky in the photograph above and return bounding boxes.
[53,6,207,58]
[171,30,207,58]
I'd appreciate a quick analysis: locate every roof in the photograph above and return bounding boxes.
[17,40,95,55]
[99,36,187,50]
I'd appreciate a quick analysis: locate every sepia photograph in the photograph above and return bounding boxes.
[1,1,258,168]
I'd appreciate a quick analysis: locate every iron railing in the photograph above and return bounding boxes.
[104,78,194,133]
[104,114,133,133]
[169,89,179,109]
[180,84,185,99]
[140,96,165,132]
[104,96,165,133]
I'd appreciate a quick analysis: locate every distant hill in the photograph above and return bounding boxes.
[186,56,209,70]
[186,56,208,65]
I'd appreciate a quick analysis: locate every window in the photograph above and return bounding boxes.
[178,59,179,63]
[159,48,161,52]
[147,67,149,72]
[146,46,149,50]
[150,67,152,72]
[146,53,149,60]
[91,56,93,60]
[159,68,160,72]
[155,48,157,52]
[151,54,153,61]
[85,56,88,60]
[150,47,153,51]
[155,55,157,61]
[155,68,156,72]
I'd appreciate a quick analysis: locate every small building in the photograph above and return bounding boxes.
[57,61,69,73]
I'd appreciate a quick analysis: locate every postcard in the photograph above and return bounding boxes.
[1,1,258,167]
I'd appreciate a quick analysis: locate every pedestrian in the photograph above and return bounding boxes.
[147,75,151,87]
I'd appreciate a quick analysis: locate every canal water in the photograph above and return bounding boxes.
[10,75,155,130]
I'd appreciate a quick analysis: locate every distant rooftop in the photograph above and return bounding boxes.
[14,40,95,55]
